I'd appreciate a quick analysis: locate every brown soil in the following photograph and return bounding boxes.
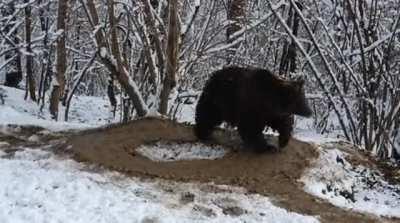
[66,117,397,223]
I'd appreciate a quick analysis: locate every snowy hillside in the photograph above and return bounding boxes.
[1,0,400,221]
[301,145,400,218]
[0,148,319,223]
[0,86,117,131]
[0,86,399,222]
[0,87,318,222]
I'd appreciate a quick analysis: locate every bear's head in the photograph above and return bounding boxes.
[287,79,312,117]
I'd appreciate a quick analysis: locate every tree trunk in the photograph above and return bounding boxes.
[159,0,179,115]
[49,0,68,120]
[82,0,148,117]
[38,0,52,108]
[278,2,302,76]
[226,0,246,64]
[107,77,117,117]
[3,2,23,88]
[24,0,36,101]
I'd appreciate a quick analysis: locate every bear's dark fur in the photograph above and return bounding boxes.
[195,66,312,151]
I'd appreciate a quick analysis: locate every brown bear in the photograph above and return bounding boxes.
[194,66,312,152]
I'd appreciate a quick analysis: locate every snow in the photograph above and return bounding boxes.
[293,117,339,144]
[136,141,227,162]
[0,84,321,222]
[1,82,399,221]
[205,36,245,54]
[301,145,400,218]
[99,46,107,58]
[27,134,40,142]
[0,86,116,131]
[0,105,87,132]
[0,147,319,223]
[173,101,196,124]
[346,32,400,57]
[294,130,336,144]
[145,108,161,118]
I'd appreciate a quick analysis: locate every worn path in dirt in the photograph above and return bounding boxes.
[66,118,395,223]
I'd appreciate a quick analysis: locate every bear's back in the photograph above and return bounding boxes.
[206,66,283,105]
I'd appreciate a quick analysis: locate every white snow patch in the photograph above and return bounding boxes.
[174,102,196,124]
[0,147,319,223]
[294,130,338,144]
[145,108,162,118]
[301,146,400,218]
[27,134,40,142]
[0,86,117,132]
[136,142,227,162]
[99,47,108,58]
[292,116,344,145]
[0,106,86,132]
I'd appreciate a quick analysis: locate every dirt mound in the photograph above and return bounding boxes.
[66,117,388,223]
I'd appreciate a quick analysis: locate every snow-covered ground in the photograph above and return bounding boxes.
[0,86,116,131]
[136,141,227,162]
[301,145,400,218]
[0,86,320,222]
[1,85,399,221]
[0,147,318,223]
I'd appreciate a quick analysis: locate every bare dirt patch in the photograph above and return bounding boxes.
[66,117,394,223]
